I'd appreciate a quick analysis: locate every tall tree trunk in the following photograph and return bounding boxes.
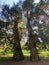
[29,34,40,61]
[26,10,40,61]
[13,18,24,61]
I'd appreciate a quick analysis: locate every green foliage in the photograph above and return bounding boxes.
[22,0,34,11]
[0,0,49,61]
[10,4,22,18]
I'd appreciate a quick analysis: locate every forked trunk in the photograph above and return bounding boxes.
[27,10,40,61]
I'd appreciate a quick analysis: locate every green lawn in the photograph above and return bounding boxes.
[22,50,30,56]
[22,50,49,58]
[0,49,49,60]
[39,51,49,58]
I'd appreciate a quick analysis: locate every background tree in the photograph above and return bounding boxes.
[1,4,24,61]
[22,0,48,61]
[10,4,24,61]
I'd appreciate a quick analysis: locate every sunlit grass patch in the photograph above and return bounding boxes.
[0,49,49,60]
[39,51,49,58]
[0,49,4,53]
[22,50,49,58]
[5,53,13,57]
[22,50,30,56]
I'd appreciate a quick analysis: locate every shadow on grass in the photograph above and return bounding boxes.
[0,56,49,62]
[0,57,13,61]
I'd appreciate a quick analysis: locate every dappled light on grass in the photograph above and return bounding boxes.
[39,51,49,58]
[0,50,12,60]
[0,49,49,61]
[0,49,13,61]
[22,50,49,58]
[22,50,30,56]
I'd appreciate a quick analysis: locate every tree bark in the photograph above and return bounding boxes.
[13,18,24,61]
[29,34,40,61]
[26,10,40,61]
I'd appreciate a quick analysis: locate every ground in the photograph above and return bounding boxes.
[0,58,49,65]
[0,50,49,65]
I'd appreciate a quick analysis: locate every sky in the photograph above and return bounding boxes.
[1,0,19,7]
[1,0,40,7]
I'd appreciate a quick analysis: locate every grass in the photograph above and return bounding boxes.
[0,57,13,61]
[22,50,30,56]
[0,49,13,61]
[22,50,49,58]
[0,49,49,60]
[39,51,49,58]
